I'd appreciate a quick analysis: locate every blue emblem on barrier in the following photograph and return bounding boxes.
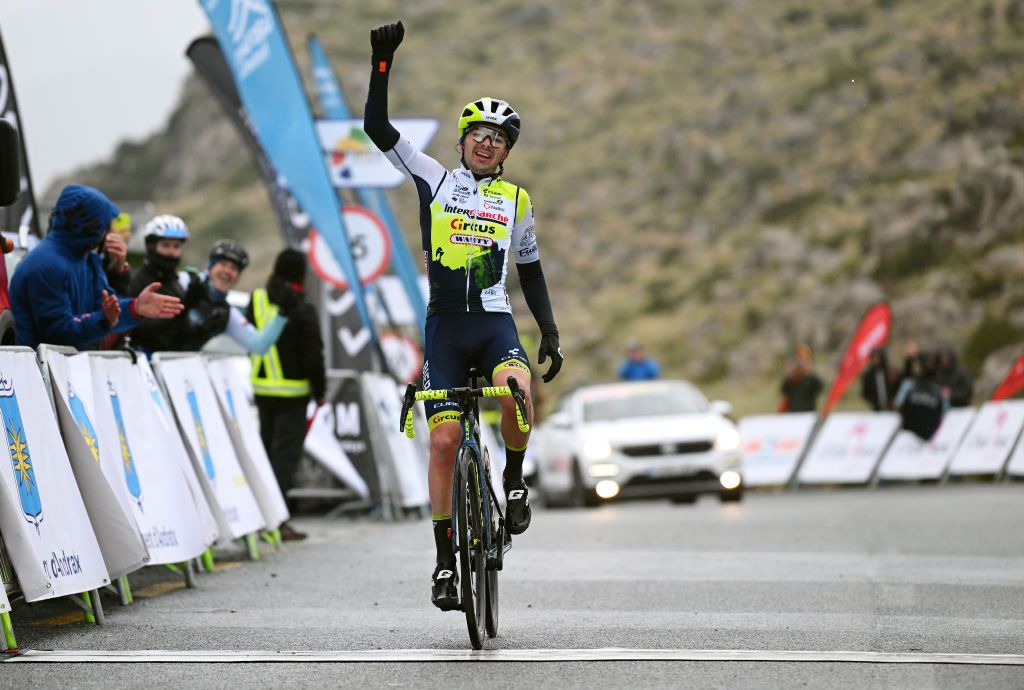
[0,372,43,531]
[68,386,101,464]
[185,380,216,482]
[108,378,143,511]
[224,381,241,431]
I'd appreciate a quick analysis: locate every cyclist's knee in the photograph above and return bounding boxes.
[429,423,461,465]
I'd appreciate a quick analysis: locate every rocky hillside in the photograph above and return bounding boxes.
[52,0,1024,414]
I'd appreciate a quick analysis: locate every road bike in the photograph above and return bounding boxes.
[399,372,529,649]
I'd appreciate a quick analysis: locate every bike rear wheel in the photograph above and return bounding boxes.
[456,447,487,649]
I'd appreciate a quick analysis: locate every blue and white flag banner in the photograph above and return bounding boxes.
[199,0,376,338]
[89,354,210,563]
[0,348,107,601]
[42,347,151,579]
[204,356,289,529]
[154,355,265,541]
[136,357,219,545]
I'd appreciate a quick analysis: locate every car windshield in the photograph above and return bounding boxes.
[581,383,709,422]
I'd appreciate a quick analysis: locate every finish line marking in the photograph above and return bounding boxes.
[5,649,1024,665]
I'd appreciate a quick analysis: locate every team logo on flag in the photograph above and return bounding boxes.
[186,380,216,482]
[68,386,101,464]
[0,372,42,531]
[108,378,142,511]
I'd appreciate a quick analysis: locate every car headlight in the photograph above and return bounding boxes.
[582,437,612,460]
[714,427,741,452]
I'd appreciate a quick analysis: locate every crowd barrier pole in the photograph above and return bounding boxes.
[786,415,824,490]
[1,610,15,650]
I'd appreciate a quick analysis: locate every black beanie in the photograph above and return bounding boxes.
[273,248,307,284]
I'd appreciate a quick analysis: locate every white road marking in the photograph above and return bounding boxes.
[5,649,1024,665]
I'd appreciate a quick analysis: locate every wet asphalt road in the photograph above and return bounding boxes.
[4,483,1024,688]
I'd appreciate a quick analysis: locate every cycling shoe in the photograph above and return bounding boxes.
[504,480,532,535]
[431,564,460,611]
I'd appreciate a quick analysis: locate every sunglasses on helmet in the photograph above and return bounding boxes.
[466,125,509,148]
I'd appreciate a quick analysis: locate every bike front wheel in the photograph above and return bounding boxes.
[456,447,487,649]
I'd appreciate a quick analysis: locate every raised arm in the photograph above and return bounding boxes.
[364,21,405,151]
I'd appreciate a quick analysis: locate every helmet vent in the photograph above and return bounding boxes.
[462,108,473,117]
[489,100,499,113]
[502,106,513,116]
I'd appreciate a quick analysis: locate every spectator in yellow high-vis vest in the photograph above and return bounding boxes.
[246,248,326,541]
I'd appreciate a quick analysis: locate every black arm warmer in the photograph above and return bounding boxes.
[363,54,401,152]
[516,259,557,336]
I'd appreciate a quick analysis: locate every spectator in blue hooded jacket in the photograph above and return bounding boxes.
[9,184,183,350]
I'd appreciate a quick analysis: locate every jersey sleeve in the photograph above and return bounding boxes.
[510,187,540,264]
[384,137,447,205]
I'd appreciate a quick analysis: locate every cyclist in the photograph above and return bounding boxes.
[365,20,563,611]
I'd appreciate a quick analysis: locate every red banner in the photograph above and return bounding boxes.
[822,302,893,415]
[990,353,1024,401]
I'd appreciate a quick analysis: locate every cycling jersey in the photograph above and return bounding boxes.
[384,137,540,316]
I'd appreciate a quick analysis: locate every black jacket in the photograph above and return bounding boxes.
[247,293,326,402]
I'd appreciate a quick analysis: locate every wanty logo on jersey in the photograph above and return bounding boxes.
[450,234,493,248]
[225,0,274,79]
[0,371,42,532]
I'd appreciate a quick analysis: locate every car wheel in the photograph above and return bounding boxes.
[719,488,744,503]
[571,462,600,508]
[670,494,698,505]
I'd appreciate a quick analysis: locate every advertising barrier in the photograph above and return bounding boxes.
[1003,418,1024,477]
[875,407,976,481]
[136,357,219,545]
[947,400,1024,476]
[204,356,289,530]
[89,353,210,564]
[42,348,148,580]
[738,413,818,487]
[303,402,370,499]
[0,348,108,601]
[797,412,900,485]
[153,354,265,541]
[361,372,430,509]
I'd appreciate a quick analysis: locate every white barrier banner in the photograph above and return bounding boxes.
[738,413,817,487]
[0,348,107,601]
[876,408,976,481]
[88,355,210,564]
[43,350,148,579]
[1003,412,1024,476]
[155,355,265,540]
[303,403,370,498]
[362,373,429,508]
[0,586,9,614]
[135,357,219,545]
[947,400,1024,476]
[205,356,289,530]
[797,412,900,484]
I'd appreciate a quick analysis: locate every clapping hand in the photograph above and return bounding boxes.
[135,282,184,319]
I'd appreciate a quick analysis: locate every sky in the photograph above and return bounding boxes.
[1,1,208,194]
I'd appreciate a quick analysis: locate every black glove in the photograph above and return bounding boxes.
[370,20,404,56]
[267,279,300,318]
[537,330,563,383]
[182,271,205,310]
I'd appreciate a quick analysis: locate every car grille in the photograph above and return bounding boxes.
[620,440,714,457]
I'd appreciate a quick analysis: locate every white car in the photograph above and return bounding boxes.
[532,380,743,507]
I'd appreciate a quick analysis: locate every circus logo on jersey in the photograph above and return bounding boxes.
[185,380,216,483]
[0,372,42,531]
[68,386,101,465]
[108,378,142,510]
